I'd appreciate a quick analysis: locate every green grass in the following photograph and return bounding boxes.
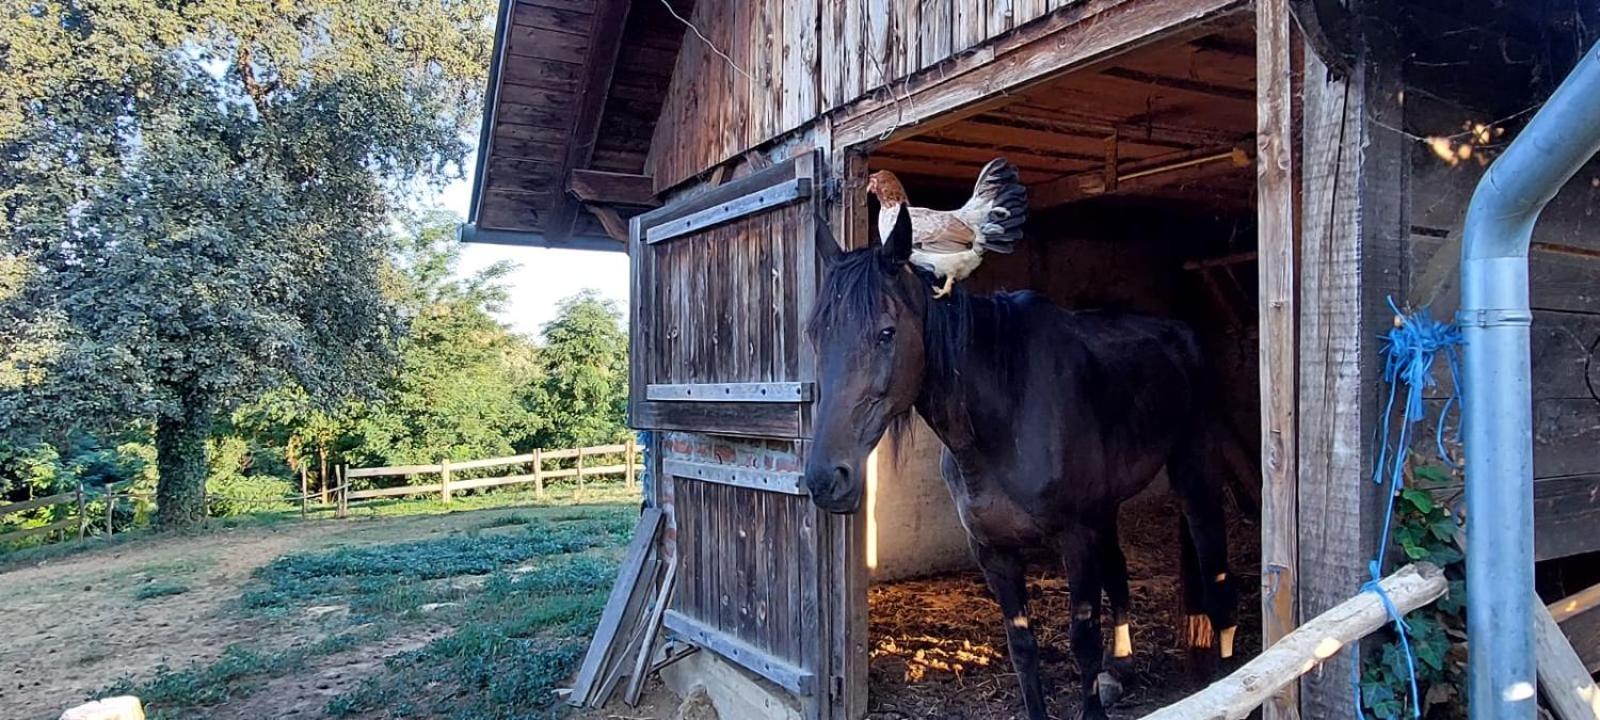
[133,581,190,600]
[106,498,639,719]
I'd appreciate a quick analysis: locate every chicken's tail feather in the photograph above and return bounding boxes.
[966,158,1028,254]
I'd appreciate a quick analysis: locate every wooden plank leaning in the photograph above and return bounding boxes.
[1139,563,1447,720]
[569,509,664,706]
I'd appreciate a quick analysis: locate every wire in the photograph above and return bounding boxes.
[656,0,755,83]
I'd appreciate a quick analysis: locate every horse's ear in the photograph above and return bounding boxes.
[815,220,844,267]
[877,204,913,267]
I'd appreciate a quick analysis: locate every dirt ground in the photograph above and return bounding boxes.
[573,493,1262,720]
[863,493,1262,719]
[0,510,540,720]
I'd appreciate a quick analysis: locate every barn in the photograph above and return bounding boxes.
[463,0,1600,717]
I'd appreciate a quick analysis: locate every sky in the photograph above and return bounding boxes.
[431,164,631,339]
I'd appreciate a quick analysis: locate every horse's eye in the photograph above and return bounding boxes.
[877,327,896,344]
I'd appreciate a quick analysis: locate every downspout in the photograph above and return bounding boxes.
[1461,38,1600,720]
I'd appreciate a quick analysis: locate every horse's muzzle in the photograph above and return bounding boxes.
[806,464,863,514]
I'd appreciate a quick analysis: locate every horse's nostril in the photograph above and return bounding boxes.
[831,465,851,487]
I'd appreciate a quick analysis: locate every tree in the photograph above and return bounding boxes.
[0,1,493,526]
[345,211,543,466]
[530,292,630,450]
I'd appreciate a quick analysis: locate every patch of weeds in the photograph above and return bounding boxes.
[106,645,298,714]
[241,509,633,612]
[133,581,189,600]
[325,553,622,718]
[477,513,536,529]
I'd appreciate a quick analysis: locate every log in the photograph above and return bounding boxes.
[1139,563,1447,720]
[1538,592,1600,720]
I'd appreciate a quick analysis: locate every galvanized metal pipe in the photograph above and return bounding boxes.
[1461,38,1600,720]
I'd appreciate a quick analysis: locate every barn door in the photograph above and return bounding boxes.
[629,151,864,719]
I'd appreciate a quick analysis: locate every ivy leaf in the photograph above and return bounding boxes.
[1405,544,1431,560]
[1401,488,1436,513]
[1414,465,1453,486]
[1429,516,1459,542]
[1429,545,1464,566]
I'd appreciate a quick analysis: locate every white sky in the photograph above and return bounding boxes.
[431,162,631,339]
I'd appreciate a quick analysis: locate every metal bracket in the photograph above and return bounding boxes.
[1457,308,1534,329]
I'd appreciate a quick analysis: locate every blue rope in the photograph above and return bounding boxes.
[1352,298,1464,719]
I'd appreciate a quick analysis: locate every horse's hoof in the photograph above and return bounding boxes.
[1096,671,1125,708]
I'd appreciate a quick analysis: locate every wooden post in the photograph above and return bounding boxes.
[299,465,309,518]
[1256,2,1300,718]
[440,459,452,504]
[576,449,586,500]
[75,483,86,541]
[105,494,115,537]
[625,437,637,490]
[533,449,545,499]
[336,464,348,519]
[1535,597,1600,720]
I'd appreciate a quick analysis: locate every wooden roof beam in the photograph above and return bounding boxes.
[1031,143,1252,208]
[1098,66,1255,101]
[569,169,658,207]
[544,0,631,243]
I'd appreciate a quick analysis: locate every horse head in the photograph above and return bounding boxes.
[804,205,927,513]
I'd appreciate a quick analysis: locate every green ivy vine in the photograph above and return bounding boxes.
[1359,463,1469,720]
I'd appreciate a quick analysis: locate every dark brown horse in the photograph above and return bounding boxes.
[804,207,1237,720]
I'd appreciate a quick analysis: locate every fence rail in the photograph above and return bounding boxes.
[0,480,137,546]
[335,439,641,515]
[0,440,644,546]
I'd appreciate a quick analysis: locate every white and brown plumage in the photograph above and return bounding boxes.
[866,158,1029,298]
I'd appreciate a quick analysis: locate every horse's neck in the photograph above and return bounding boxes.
[912,296,1018,465]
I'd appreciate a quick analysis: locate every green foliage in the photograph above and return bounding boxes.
[134,581,190,601]
[0,0,493,526]
[530,291,629,450]
[1360,464,1467,720]
[346,212,545,468]
[109,503,636,717]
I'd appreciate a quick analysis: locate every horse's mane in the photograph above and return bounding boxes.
[809,248,1041,391]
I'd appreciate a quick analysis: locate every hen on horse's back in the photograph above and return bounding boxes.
[868,158,1029,297]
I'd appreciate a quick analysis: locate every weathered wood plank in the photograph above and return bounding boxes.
[571,509,663,704]
[1533,596,1600,720]
[1141,564,1448,720]
[0,491,78,517]
[0,517,78,543]
[346,464,442,479]
[1254,2,1299,718]
[346,485,437,500]
[544,0,631,242]
[1552,581,1600,674]
[833,0,1248,149]
[633,401,805,438]
[569,170,657,206]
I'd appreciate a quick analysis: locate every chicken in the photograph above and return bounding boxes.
[866,158,1028,298]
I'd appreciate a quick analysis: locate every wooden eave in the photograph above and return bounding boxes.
[463,0,687,251]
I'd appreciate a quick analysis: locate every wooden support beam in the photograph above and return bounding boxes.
[544,0,631,243]
[1030,145,1250,208]
[1255,2,1300,718]
[569,169,658,207]
[1551,581,1600,675]
[831,0,1249,149]
[1099,66,1257,101]
[589,206,629,243]
[1536,596,1600,720]
[1139,564,1447,720]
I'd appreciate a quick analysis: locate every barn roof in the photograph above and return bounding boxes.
[460,0,689,252]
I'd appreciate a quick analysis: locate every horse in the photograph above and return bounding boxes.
[803,206,1238,720]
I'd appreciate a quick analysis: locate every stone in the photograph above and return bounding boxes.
[59,696,144,720]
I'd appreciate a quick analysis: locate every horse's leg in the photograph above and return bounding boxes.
[972,541,1049,720]
[1095,518,1133,708]
[1058,527,1108,720]
[1169,438,1240,663]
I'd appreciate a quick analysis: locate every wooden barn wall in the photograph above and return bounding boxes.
[646,0,1076,191]
[1405,131,1600,563]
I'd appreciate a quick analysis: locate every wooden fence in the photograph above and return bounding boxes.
[337,440,642,513]
[0,480,136,546]
[1,440,644,547]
